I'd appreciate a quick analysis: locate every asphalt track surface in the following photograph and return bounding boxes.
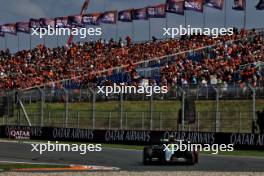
[0,141,264,172]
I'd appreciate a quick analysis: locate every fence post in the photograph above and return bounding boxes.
[63,88,69,128]
[120,93,123,130]
[33,112,36,126]
[248,84,256,133]
[77,111,80,129]
[216,89,220,132]
[239,111,242,133]
[16,91,20,126]
[62,112,64,128]
[150,94,153,130]
[109,112,111,129]
[236,83,239,98]
[213,86,220,132]
[7,115,9,125]
[197,112,200,132]
[252,91,256,133]
[181,90,185,131]
[92,91,96,129]
[79,89,82,102]
[141,112,144,130]
[206,86,208,99]
[48,111,51,125]
[159,112,162,130]
[125,112,128,129]
[37,87,44,127]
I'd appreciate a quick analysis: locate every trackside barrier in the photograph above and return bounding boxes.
[1,125,263,150]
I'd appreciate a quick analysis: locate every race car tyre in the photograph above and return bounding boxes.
[143,147,153,165]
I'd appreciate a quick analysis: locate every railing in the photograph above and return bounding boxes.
[1,84,263,133]
[0,110,255,133]
[16,83,264,102]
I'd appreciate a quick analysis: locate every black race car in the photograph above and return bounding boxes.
[143,139,198,165]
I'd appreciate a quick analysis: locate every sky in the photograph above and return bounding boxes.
[0,0,264,52]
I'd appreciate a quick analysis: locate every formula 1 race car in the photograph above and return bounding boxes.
[143,138,198,165]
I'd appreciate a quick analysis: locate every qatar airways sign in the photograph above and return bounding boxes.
[9,130,30,140]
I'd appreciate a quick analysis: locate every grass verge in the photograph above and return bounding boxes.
[3,99,263,133]
[0,163,66,171]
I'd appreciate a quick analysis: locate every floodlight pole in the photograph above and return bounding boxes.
[62,87,69,128]
[248,84,256,133]
[37,87,45,127]
[212,86,220,132]
[179,87,185,131]
[120,92,123,130]
[150,94,153,130]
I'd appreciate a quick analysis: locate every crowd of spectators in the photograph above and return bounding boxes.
[160,30,264,88]
[0,28,263,90]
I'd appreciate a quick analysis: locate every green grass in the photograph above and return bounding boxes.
[22,100,264,112]
[2,99,264,132]
[0,163,66,171]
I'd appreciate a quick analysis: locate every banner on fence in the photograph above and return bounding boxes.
[1,125,263,150]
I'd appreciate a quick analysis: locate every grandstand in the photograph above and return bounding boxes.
[0,28,263,133]
[0,28,263,89]
[0,0,263,135]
